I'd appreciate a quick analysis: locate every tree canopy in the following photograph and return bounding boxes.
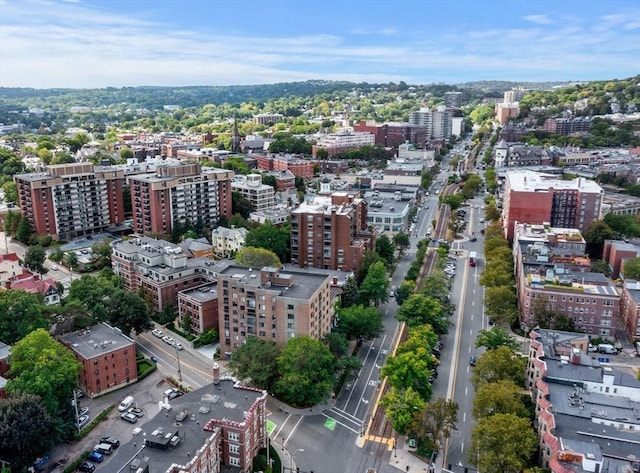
[0,290,49,345]
[471,346,526,389]
[359,261,389,306]
[335,304,384,341]
[228,337,281,393]
[244,221,290,263]
[235,246,281,268]
[475,327,519,351]
[397,294,447,334]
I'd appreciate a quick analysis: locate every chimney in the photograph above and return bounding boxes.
[332,277,338,285]
[213,363,220,385]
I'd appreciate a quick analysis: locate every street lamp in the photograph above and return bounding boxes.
[175,345,182,382]
[291,448,304,471]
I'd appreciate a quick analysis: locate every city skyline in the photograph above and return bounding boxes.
[1,0,639,89]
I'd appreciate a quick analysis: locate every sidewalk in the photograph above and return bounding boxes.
[387,437,437,473]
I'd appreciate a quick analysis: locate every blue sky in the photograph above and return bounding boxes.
[1,0,639,88]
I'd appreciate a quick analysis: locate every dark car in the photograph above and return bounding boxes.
[86,451,103,463]
[128,407,144,418]
[77,462,95,473]
[470,355,477,366]
[470,236,477,242]
[100,436,120,448]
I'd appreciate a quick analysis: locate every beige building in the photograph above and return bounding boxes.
[211,226,248,259]
[230,174,275,212]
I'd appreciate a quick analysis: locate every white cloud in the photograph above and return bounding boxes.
[523,14,552,25]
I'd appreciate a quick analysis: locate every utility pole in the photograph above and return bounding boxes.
[175,346,182,382]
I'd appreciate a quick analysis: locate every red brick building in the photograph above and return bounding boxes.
[290,192,376,271]
[254,153,315,179]
[352,120,428,149]
[177,281,219,336]
[502,170,603,242]
[602,239,640,279]
[59,323,138,398]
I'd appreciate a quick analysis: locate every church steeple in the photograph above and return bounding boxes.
[232,115,241,153]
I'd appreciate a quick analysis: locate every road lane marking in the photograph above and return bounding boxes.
[272,413,292,442]
[283,416,305,446]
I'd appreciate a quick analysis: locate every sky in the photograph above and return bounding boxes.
[1,0,639,89]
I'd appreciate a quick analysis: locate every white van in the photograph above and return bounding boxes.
[118,396,134,412]
[598,344,616,355]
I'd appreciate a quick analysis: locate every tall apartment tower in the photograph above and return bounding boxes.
[408,106,452,140]
[128,163,233,236]
[502,170,604,242]
[444,91,463,108]
[14,163,125,240]
[230,174,275,212]
[290,192,376,271]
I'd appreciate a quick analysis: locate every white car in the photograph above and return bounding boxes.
[174,342,183,351]
[162,336,174,345]
[152,329,164,338]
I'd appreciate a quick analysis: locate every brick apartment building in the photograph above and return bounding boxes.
[501,170,603,242]
[111,236,225,314]
[217,265,335,357]
[253,153,315,179]
[59,323,138,398]
[311,132,376,158]
[128,163,233,236]
[290,192,376,271]
[620,279,640,340]
[353,120,428,149]
[513,223,620,338]
[14,163,125,240]
[106,367,267,473]
[177,281,220,337]
[602,239,640,279]
[527,328,640,473]
[544,116,592,135]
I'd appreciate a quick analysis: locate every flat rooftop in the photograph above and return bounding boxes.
[59,323,134,359]
[506,170,603,193]
[218,265,329,300]
[106,379,266,473]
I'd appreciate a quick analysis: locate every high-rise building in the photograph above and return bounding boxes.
[128,163,233,236]
[501,170,603,242]
[408,106,453,140]
[14,163,125,240]
[444,91,463,108]
[290,192,376,271]
[217,265,335,356]
[230,174,275,212]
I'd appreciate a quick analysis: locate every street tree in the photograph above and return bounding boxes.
[1,181,18,203]
[0,290,49,345]
[471,346,526,389]
[469,413,537,473]
[397,325,439,357]
[355,250,381,285]
[65,250,79,271]
[411,397,459,454]
[382,350,433,400]
[235,246,281,268]
[340,277,360,308]
[479,263,514,288]
[244,221,290,263]
[584,220,615,259]
[275,336,336,407]
[623,257,640,280]
[15,214,33,243]
[472,380,530,420]
[23,245,47,274]
[228,338,281,393]
[359,261,389,307]
[90,238,113,269]
[485,204,501,221]
[393,232,410,255]
[322,332,348,359]
[375,234,395,266]
[105,290,153,336]
[67,272,120,320]
[395,279,415,306]
[0,394,56,473]
[380,387,425,435]
[440,194,464,210]
[397,294,447,334]
[6,329,81,416]
[475,327,519,351]
[336,304,384,341]
[335,355,362,386]
[483,221,504,241]
[484,286,518,325]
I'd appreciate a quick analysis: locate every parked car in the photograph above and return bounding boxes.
[86,451,103,463]
[152,329,164,338]
[120,412,138,424]
[162,336,174,345]
[78,406,89,417]
[150,356,158,363]
[76,414,90,429]
[174,342,183,351]
[73,389,85,399]
[100,436,120,448]
[76,461,95,472]
[470,355,477,366]
[164,388,183,400]
[128,407,144,418]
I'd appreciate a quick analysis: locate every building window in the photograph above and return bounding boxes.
[229,444,240,454]
[229,457,240,467]
[228,432,239,441]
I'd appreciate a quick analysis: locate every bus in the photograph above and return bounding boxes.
[469,251,477,267]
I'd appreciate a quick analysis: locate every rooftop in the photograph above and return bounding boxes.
[180,282,218,303]
[506,170,603,194]
[59,323,134,359]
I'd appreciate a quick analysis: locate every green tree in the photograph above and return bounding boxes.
[380,387,425,435]
[0,290,49,345]
[393,232,410,255]
[470,414,537,473]
[471,346,526,389]
[604,213,640,239]
[395,279,415,306]
[90,239,113,269]
[235,246,281,267]
[590,259,612,277]
[65,250,79,270]
[397,294,447,334]
[232,191,253,218]
[105,290,153,336]
[181,312,192,335]
[479,263,514,288]
[472,380,530,419]
[336,304,384,341]
[244,221,290,263]
[322,332,348,359]
[484,286,518,325]
[359,261,389,307]
[67,272,120,320]
[355,250,381,285]
[275,336,336,407]
[584,220,616,259]
[6,329,81,416]
[315,148,329,160]
[340,276,360,308]
[485,204,501,222]
[1,181,18,203]
[411,397,458,454]
[119,148,134,161]
[228,338,281,393]
[623,257,640,280]
[375,234,395,265]
[23,245,46,275]
[382,351,433,400]
[475,327,519,351]
[15,216,33,244]
[0,394,56,473]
